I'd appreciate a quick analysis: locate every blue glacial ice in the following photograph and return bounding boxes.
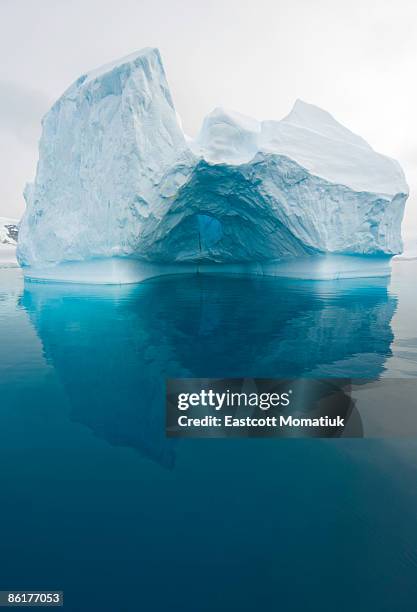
[17,47,409,283]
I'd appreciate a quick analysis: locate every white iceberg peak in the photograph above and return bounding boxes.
[193,106,261,163]
[281,98,371,151]
[193,98,407,196]
[81,46,162,84]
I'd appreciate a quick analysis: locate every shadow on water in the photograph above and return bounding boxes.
[20,273,396,464]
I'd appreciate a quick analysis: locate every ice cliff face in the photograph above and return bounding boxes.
[18,47,408,272]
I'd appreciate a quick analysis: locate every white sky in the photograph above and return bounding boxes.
[0,0,416,236]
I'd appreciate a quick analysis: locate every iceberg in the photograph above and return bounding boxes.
[17,47,409,283]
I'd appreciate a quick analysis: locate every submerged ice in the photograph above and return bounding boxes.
[17,47,409,279]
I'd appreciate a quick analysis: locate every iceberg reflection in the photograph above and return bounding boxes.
[20,274,396,461]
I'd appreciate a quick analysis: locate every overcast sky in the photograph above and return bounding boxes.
[1,0,416,235]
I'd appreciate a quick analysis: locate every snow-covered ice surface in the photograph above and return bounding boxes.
[0,217,18,267]
[0,217,18,245]
[18,48,409,283]
[193,102,406,195]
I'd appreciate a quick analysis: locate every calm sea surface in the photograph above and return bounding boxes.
[0,262,417,611]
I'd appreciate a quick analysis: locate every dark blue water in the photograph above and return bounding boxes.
[1,265,417,611]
